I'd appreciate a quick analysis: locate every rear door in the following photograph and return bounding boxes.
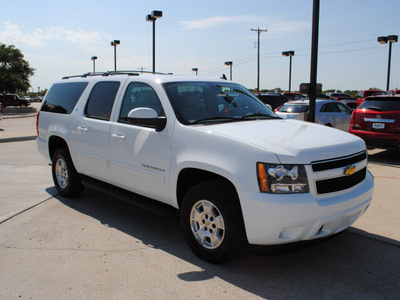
[336,102,352,131]
[73,81,122,181]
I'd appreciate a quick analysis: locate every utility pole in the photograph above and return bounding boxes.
[251,27,268,92]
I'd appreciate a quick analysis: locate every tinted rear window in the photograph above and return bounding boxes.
[359,98,400,111]
[85,82,120,120]
[41,82,88,114]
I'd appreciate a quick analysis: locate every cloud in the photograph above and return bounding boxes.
[0,22,102,47]
[180,15,310,37]
[181,15,268,30]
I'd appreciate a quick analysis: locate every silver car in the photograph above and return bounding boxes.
[275,99,353,131]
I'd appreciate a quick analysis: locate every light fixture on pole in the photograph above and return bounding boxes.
[282,51,295,92]
[91,56,98,74]
[146,10,163,74]
[251,27,268,92]
[110,40,120,71]
[192,68,198,76]
[224,61,233,81]
[377,35,398,91]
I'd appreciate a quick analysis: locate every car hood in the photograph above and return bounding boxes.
[198,119,365,164]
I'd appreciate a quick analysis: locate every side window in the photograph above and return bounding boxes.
[119,82,164,123]
[337,102,352,114]
[85,81,120,121]
[41,82,88,114]
[321,103,339,113]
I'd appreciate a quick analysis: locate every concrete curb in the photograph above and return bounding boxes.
[3,113,38,119]
[0,136,37,143]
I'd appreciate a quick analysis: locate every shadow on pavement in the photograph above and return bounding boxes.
[368,149,400,167]
[56,187,399,299]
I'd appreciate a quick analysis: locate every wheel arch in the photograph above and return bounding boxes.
[48,135,70,160]
[176,168,239,209]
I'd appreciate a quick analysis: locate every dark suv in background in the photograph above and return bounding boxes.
[0,94,31,107]
[255,93,289,110]
[350,95,400,149]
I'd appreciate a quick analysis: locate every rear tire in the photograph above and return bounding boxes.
[52,148,83,197]
[180,180,248,263]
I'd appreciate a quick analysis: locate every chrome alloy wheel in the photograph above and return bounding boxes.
[190,200,225,249]
[55,158,69,189]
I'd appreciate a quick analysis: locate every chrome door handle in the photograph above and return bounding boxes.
[111,133,126,140]
[77,126,88,132]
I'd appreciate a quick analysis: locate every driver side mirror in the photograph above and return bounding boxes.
[128,108,167,132]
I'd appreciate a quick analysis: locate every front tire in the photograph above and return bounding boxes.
[180,180,248,263]
[52,148,83,197]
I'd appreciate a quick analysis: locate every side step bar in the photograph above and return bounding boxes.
[80,175,177,217]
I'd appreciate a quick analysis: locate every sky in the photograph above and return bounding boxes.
[1,0,399,92]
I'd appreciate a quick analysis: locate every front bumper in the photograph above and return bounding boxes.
[238,171,374,245]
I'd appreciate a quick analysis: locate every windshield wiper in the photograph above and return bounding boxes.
[367,106,382,111]
[191,117,239,124]
[241,114,281,119]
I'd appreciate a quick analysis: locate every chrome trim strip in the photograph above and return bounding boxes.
[364,118,395,123]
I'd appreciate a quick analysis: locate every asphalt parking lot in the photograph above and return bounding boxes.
[0,105,399,299]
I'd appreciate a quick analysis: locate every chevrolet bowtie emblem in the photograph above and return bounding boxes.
[344,165,356,176]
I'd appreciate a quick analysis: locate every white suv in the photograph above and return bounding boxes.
[37,71,374,263]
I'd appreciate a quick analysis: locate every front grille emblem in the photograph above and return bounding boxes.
[344,165,356,176]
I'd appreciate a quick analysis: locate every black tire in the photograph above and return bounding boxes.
[180,180,248,263]
[52,148,83,197]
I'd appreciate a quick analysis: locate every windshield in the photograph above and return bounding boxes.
[163,81,278,124]
[278,103,309,113]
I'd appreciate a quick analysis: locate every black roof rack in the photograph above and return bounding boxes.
[62,70,172,80]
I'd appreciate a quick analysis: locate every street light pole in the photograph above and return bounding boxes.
[91,56,97,74]
[282,51,295,92]
[309,0,320,123]
[251,28,268,92]
[192,68,198,76]
[110,40,120,71]
[224,61,233,81]
[146,10,163,74]
[378,35,398,91]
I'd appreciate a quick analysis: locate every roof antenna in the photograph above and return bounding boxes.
[221,74,227,80]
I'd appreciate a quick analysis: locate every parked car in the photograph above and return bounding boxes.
[256,92,289,110]
[327,92,352,99]
[349,95,400,149]
[336,97,358,110]
[356,90,384,106]
[275,99,353,131]
[387,90,400,95]
[32,96,44,102]
[282,92,302,100]
[0,94,30,107]
[37,71,373,263]
[21,96,32,102]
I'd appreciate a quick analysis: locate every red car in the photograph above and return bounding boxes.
[350,95,400,149]
[356,89,384,107]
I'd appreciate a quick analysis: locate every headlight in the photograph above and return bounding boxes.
[257,163,309,193]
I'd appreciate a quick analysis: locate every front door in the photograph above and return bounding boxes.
[108,82,172,203]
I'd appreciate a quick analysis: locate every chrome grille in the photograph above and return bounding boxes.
[311,151,368,195]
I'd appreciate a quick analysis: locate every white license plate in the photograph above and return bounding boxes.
[372,123,385,129]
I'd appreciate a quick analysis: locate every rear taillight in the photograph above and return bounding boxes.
[36,111,40,136]
[350,111,355,128]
